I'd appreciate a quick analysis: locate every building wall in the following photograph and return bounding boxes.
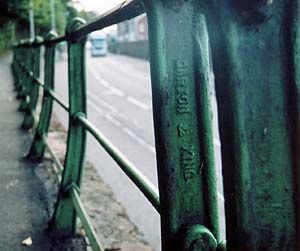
[117,14,148,42]
[116,40,149,60]
[115,14,149,60]
[136,15,148,41]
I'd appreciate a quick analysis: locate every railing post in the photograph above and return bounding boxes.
[49,18,87,233]
[18,42,34,111]
[201,1,299,250]
[11,46,18,84]
[27,31,57,160]
[15,44,28,99]
[22,37,43,129]
[12,46,21,91]
[142,1,219,250]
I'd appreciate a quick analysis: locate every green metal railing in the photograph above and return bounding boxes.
[11,0,300,251]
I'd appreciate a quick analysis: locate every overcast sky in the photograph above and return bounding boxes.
[75,0,124,14]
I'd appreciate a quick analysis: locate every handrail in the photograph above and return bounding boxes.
[75,114,160,212]
[45,89,69,112]
[69,0,144,41]
[69,187,104,251]
[17,60,70,112]
[16,0,144,47]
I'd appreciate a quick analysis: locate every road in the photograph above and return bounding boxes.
[53,52,225,251]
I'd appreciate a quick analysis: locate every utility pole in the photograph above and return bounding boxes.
[29,0,35,39]
[50,0,56,31]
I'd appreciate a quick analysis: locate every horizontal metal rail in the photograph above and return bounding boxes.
[69,186,104,251]
[21,66,43,87]
[45,89,69,112]
[68,0,144,41]
[42,35,66,46]
[17,0,144,47]
[17,58,70,112]
[75,114,160,212]
[32,77,44,87]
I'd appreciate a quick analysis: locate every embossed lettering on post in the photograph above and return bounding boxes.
[175,61,189,114]
[177,123,189,138]
[180,146,196,181]
[175,60,198,184]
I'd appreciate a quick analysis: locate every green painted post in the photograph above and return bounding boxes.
[19,44,33,111]
[12,47,20,91]
[27,32,57,160]
[50,18,87,234]
[201,0,300,250]
[11,47,17,85]
[16,46,28,99]
[22,37,43,129]
[142,1,219,250]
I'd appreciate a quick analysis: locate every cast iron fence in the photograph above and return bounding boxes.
[11,0,300,251]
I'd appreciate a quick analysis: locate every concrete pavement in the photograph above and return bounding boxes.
[0,54,52,250]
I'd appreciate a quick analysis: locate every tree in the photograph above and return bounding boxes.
[0,0,94,52]
[0,0,81,36]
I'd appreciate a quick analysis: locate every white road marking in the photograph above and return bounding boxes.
[89,63,126,98]
[87,99,103,115]
[89,63,151,111]
[105,114,121,127]
[117,113,131,122]
[122,127,156,154]
[96,98,118,113]
[87,90,118,113]
[106,86,125,97]
[88,91,156,154]
[88,99,122,128]
[87,62,156,153]
[126,96,150,111]
[132,118,142,129]
[101,79,110,88]
[88,63,110,88]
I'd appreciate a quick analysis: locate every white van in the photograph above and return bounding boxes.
[90,32,107,57]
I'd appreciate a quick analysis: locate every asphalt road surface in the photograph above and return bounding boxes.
[53,52,225,251]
